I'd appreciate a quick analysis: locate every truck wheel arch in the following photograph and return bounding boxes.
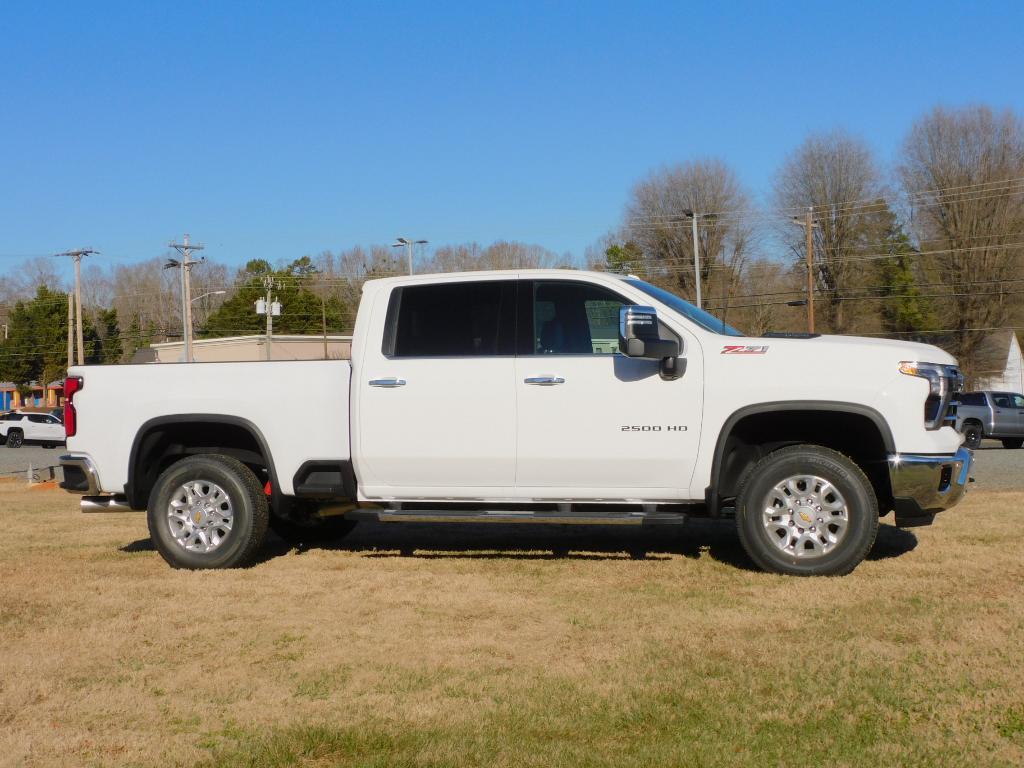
[126,415,280,510]
[706,401,896,516]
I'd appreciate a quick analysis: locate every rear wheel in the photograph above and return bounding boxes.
[147,454,269,569]
[6,430,23,449]
[962,422,983,449]
[1001,438,1023,449]
[735,445,879,576]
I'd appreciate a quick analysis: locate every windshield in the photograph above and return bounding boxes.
[623,279,743,336]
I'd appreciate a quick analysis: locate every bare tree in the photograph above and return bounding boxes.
[774,131,886,334]
[899,105,1024,375]
[622,159,755,306]
[421,241,565,273]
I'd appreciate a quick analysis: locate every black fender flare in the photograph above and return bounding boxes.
[705,401,896,513]
[126,414,280,509]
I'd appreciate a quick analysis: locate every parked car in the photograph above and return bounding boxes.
[0,411,67,449]
[59,269,971,576]
[955,391,1024,449]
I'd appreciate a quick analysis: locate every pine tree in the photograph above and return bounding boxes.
[872,209,937,338]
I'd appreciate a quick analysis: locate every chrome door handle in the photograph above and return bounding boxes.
[369,378,406,388]
[524,376,565,386]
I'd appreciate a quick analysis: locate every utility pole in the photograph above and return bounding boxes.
[804,207,815,334]
[54,248,98,366]
[791,209,819,334]
[166,234,205,362]
[256,276,281,360]
[66,295,73,371]
[392,237,428,275]
[321,296,328,360]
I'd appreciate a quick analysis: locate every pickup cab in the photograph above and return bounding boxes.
[59,270,973,576]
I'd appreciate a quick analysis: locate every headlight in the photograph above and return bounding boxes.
[899,361,963,430]
[898,361,948,396]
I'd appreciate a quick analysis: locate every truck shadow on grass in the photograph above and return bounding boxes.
[120,520,917,571]
[263,518,919,571]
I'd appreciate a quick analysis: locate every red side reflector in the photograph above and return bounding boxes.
[264,481,272,496]
[64,376,83,437]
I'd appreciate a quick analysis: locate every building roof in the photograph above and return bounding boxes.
[149,333,353,350]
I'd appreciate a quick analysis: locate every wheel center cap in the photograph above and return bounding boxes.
[191,508,207,525]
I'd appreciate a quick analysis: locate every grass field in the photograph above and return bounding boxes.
[1,482,1023,767]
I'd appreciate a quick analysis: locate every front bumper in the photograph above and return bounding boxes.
[888,446,973,526]
[59,454,100,495]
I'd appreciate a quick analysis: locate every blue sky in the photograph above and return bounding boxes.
[1,0,1022,269]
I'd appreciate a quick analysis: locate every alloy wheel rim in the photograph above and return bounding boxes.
[761,474,849,559]
[166,479,234,553]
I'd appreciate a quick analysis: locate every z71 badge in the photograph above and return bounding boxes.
[721,345,769,355]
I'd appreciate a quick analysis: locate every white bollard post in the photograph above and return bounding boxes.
[27,463,33,485]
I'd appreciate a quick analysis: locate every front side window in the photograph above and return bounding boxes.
[1013,395,1024,409]
[388,281,515,357]
[532,282,629,355]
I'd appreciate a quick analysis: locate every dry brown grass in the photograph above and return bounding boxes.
[1,484,1023,767]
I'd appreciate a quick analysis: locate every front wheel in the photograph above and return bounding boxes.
[962,423,983,449]
[147,454,269,569]
[1001,438,1023,449]
[6,430,23,449]
[735,445,879,576]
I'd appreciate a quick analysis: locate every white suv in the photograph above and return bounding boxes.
[0,412,66,449]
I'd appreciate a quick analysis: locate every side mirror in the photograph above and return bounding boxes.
[619,305,679,360]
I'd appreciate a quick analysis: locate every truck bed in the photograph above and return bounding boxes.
[65,360,352,496]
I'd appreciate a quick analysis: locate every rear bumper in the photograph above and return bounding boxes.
[888,447,972,526]
[59,454,100,495]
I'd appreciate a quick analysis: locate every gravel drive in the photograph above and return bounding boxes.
[967,440,1024,491]
[0,439,1018,491]
[0,443,65,482]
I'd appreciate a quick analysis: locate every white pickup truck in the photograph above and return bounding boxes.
[59,269,972,576]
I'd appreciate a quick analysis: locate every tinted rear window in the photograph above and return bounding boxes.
[960,393,987,406]
[387,281,515,357]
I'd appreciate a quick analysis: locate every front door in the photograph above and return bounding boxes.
[514,279,703,500]
[1012,394,1024,435]
[357,279,518,498]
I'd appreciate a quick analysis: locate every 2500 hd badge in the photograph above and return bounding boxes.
[621,425,688,431]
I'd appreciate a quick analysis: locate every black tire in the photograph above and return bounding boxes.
[1001,438,1023,449]
[735,445,879,577]
[147,454,269,569]
[6,430,23,449]
[962,422,984,449]
[269,506,357,545]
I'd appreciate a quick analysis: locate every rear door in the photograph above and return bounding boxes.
[513,279,703,499]
[26,414,63,441]
[356,279,518,498]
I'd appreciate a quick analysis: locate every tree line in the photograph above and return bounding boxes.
[0,103,1021,388]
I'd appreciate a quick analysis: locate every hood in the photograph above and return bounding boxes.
[717,333,957,368]
[802,334,957,365]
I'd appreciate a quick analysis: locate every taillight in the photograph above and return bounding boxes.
[64,376,83,437]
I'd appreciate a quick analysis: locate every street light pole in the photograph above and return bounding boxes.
[682,211,702,309]
[392,237,428,275]
[188,290,226,361]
